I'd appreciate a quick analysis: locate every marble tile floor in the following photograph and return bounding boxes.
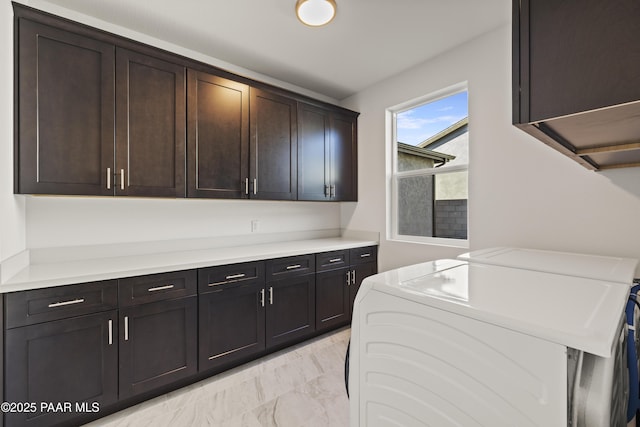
[84,327,351,427]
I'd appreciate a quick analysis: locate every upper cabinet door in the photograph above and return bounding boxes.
[249,88,298,200]
[297,102,358,201]
[16,20,115,195]
[329,112,358,201]
[115,49,186,197]
[187,70,249,198]
[522,0,640,123]
[297,103,330,201]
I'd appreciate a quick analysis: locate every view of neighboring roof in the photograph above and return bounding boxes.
[397,143,455,166]
[419,117,468,150]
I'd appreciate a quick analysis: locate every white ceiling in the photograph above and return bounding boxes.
[39,0,511,100]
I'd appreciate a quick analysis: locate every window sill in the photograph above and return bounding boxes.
[389,235,469,249]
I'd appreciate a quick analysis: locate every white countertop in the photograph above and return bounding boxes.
[1,236,377,293]
[360,258,630,358]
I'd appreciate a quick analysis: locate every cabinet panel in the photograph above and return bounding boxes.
[115,49,186,197]
[297,102,358,201]
[16,19,114,195]
[5,311,118,426]
[266,254,315,280]
[316,268,350,332]
[187,69,249,198]
[119,269,197,307]
[250,88,298,200]
[297,103,330,201]
[266,274,315,348]
[5,280,118,328]
[119,297,197,399]
[350,246,378,266]
[198,261,265,293]
[350,262,378,316]
[199,280,265,371]
[316,250,349,272]
[330,112,358,201]
[526,0,640,122]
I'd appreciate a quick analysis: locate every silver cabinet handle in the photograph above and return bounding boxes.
[120,169,125,190]
[260,288,265,307]
[286,264,302,270]
[360,253,371,258]
[226,273,246,280]
[351,270,356,284]
[346,271,351,286]
[107,167,111,190]
[48,298,85,308]
[269,287,274,305]
[108,319,113,345]
[245,178,249,195]
[329,258,342,263]
[330,185,336,197]
[124,316,129,341]
[324,184,329,197]
[148,284,174,292]
[253,178,257,195]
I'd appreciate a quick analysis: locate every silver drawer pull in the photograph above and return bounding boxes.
[360,253,371,258]
[148,284,175,292]
[108,319,113,345]
[269,286,274,305]
[286,264,302,270]
[48,298,85,308]
[329,258,342,263]
[225,273,246,280]
[124,316,129,341]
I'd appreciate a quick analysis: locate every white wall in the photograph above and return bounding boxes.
[26,197,340,248]
[342,25,640,273]
[0,0,27,264]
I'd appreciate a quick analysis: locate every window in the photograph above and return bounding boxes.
[389,84,469,245]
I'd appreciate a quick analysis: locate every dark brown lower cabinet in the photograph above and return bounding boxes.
[266,274,315,348]
[316,267,350,332]
[350,262,378,315]
[199,280,266,371]
[4,311,118,427]
[119,297,197,399]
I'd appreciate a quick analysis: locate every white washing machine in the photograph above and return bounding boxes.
[348,249,638,427]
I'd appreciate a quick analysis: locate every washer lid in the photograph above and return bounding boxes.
[458,247,638,285]
[367,260,628,358]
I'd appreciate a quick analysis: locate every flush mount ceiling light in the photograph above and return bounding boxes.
[295,0,337,27]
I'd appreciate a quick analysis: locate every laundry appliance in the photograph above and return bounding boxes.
[348,248,638,426]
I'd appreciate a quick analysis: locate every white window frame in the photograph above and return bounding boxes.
[387,83,469,248]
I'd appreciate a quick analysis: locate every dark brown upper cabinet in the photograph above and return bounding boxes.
[115,49,186,197]
[15,15,186,196]
[250,88,298,200]
[298,103,358,201]
[14,4,358,200]
[187,69,249,198]
[513,0,640,170]
[16,19,115,196]
[187,79,298,200]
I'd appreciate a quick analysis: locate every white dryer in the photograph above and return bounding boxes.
[348,249,638,427]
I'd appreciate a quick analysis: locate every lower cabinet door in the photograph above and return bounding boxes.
[316,268,350,332]
[199,281,266,371]
[4,311,118,427]
[350,262,378,316]
[266,274,315,348]
[119,297,197,399]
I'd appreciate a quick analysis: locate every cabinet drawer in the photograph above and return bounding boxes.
[266,254,315,280]
[119,270,197,307]
[350,246,378,265]
[199,261,265,294]
[316,250,350,272]
[5,280,118,329]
